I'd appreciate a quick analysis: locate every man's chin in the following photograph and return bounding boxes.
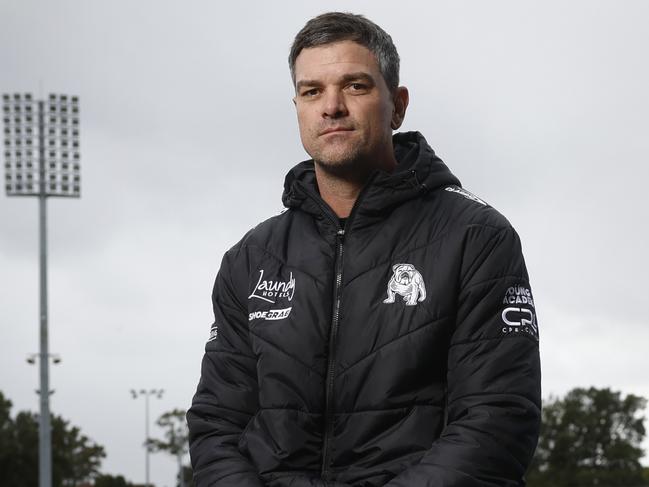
[313,154,373,179]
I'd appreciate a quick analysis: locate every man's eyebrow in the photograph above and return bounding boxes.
[339,72,376,85]
[296,79,323,91]
[295,72,376,91]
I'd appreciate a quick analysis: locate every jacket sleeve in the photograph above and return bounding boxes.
[187,248,265,487]
[384,224,541,487]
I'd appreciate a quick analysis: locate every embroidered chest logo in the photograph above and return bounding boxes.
[248,270,295,322]
[248,270,295,304]
[383,263,427,306]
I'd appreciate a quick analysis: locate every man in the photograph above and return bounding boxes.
[188,12,541,487]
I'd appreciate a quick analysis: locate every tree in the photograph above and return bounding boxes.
[0,390,106,487]
[147,408,193,487]
[527,387,648,486]
[94,473,136,487]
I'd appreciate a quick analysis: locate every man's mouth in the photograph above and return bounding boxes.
[319,127,354,136]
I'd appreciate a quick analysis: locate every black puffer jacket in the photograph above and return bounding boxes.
[188,131,541,487]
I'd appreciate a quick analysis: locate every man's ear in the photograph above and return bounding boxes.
[391,86,409,130]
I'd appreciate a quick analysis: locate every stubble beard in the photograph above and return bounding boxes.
[308,133,376,180]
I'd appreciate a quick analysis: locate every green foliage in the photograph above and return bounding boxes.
[94,473,135,487]
[0,390,106,487]
[146,408,189,456]
[147,408,193,487]
[527,387,648,487]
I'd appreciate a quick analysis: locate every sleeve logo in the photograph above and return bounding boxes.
[501,285,538,340]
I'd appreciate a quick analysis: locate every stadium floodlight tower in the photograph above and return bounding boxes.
[3,92,81,487]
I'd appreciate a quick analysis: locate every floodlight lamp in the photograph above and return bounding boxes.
[49,151,55,158]
[25,115,32,123]
[73,163,80,170]
[49,116,56,124]
[49,183,56,191]
[27,355,36,364]
[61,117,68,125]
[3,116,9,124]
[13,116,20,124]
[49,94,56,101]
[2,94,9,101]
[2,105,8,113]
[49,105,56,113]
[60,95,67,102]
[13,93,20,101]
[14,105,21,112]
[71,96,78,103]
[26,105,32,113]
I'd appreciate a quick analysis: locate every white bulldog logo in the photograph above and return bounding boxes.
[383,263,427,306]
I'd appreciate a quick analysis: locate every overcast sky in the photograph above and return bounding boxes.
[2,1,648,485]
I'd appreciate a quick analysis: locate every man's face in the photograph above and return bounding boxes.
[293,40,398,173]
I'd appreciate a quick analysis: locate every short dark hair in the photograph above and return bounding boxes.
[289,12,400,92]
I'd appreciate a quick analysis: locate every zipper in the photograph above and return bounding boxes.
[321,226,345,481]
[297,176,377,482]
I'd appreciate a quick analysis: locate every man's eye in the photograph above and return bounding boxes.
[348,83,368,93]
[301,89,319,97]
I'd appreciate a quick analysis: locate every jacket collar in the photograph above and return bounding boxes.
[282,131,461,221]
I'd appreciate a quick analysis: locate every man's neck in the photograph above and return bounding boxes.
[314,152,398,218]
[314,165,364,218]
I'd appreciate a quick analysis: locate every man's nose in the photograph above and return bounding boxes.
[322,88,348,119]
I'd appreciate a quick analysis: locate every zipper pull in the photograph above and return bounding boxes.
[337,228,345,237]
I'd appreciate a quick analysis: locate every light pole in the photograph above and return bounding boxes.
[3,92,81,487]
[131,388,164,487]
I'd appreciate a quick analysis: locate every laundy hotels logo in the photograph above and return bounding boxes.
[500,284,539,340]
[248,270,295,321]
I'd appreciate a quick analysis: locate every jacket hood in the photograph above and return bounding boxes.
[282,131,461,218]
